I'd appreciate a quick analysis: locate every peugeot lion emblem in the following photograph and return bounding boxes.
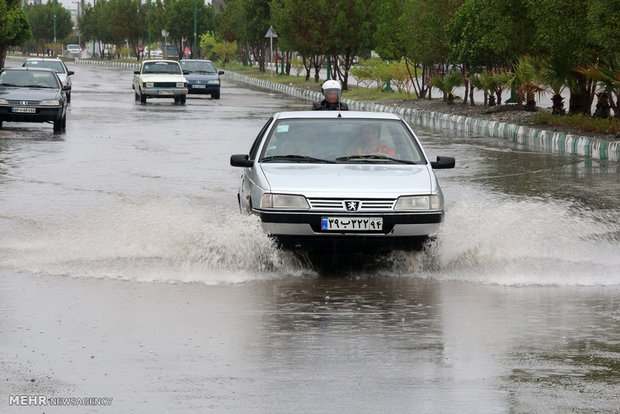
[20,101,28,105]
[344,200,360,211]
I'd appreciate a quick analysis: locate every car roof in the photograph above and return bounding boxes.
[142,60,180,64]
[272,111,402,120]
[180,59,214,63]
[24,58,63,61]
[2,67,56,72]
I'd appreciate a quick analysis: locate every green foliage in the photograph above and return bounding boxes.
[533,113,620,134]
[350,58,411,93]
[587,0,620,59]
[200,32,237,61]
[0,0,32,67]
[26,1,73,44]
[431,70,463,103]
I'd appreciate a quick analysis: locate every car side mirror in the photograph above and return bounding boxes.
[62,85,71,91]
[430,156,455,169]
[230,154,253,168]
[218,70,224,75]
[67,71,74,76]
[134,70,140,75]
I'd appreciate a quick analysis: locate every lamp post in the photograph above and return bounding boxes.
[193,0,197,58]
[53,0,57,44]
[147,0,151,58]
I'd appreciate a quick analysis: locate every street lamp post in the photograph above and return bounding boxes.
[193,0,197,58]
[53,0,57,44]
[147,0,151,58]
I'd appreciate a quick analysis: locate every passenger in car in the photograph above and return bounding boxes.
[351,125,395,157]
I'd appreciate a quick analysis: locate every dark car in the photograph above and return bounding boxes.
[0,67,69,132]
[23,58,74,102]
[179,59,224,99]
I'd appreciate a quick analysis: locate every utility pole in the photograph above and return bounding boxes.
[193,0,197,58]
[147,0,151,58]
[53,0,57,44]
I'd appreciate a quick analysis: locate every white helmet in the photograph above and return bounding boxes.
[322,79,342,101]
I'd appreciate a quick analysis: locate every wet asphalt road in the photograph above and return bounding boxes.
[0,57,619,413]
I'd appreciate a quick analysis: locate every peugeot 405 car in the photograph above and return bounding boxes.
[230,111,455,251]
[0,67,69,132]
[180,59,224,99]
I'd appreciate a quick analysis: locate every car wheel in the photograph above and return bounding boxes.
[140,91,147,104]
[53,118,62,132]
[135,91,140,102]
[180,95,186,105]
[211,91,220,100]
[0,121,3,129]
[174,96,181,105]
[67,92,71,103]
[61,113,67,129]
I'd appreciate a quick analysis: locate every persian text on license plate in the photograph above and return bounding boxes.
[158,90,173,95]
[321,217,383,231]
[11,107,36,113]
[192,85,206,88]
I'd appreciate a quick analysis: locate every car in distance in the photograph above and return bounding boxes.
[23,58,74,102]
[133,60,188,105]
[230,111,455,251]
[180,59,224,99]
[0,67,69,132]
[65,44,82,58]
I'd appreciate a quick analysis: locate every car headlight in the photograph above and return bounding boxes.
[261,193,309,209]
[209,80,220,85]
[176,82,185,88]
[39,99,60,106]
[144,82,154,88]
[394,195,441,211]
[0,98,8,105]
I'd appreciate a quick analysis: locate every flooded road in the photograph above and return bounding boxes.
[1,58,619,413]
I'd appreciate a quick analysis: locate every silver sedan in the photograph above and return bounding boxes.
[230,111,455,251]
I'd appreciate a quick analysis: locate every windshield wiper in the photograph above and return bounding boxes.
[261,155,335,163]
[27,85,55,88]
[335,154,416,164]
[0,83,21,87]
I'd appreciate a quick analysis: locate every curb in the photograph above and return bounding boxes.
[75,59,139,70]
[225,71,619,162]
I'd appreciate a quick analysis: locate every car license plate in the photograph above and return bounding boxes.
[321,217,383,231]
[158,90,173,95]
[11,107,36,113]
[192,85,206,89]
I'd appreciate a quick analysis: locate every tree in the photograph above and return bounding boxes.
[0,0,32,68]
[26,1,73,44]
[100,0,146,59]
[526,0,598,115]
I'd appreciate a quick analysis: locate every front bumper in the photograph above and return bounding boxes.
[255,210,442,249]
[142,88,188,97]
[187,84,219,94]
[0,106,63,122]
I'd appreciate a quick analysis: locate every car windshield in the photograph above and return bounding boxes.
[180,61,216,73]
[142,62,182,74]
[0,70,59,88]
[259,118,426,164]
[24,60,66,74]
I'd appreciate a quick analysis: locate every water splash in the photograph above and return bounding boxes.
[0,200,307,284]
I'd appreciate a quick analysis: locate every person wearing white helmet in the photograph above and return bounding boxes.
[312,79,349,111]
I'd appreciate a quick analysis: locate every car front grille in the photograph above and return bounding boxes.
[308,198,396,211]
[7,100,38,106]
[153,82,178,88]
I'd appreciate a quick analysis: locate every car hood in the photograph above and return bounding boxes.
[260,163,432,198]
[0,87,61,101]
[139,74,187,82]
[185,73,219,81]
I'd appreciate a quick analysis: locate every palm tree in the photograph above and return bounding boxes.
[540,59,570,115]
[431,70,463,104]
[498,56,545,111]
[575,58,619,118]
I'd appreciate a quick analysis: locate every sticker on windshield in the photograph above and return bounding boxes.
[276,124,289,133]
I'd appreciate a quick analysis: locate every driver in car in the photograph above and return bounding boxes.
[351,125,395,157]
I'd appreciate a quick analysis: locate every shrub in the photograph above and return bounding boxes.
[533,113,620,134]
